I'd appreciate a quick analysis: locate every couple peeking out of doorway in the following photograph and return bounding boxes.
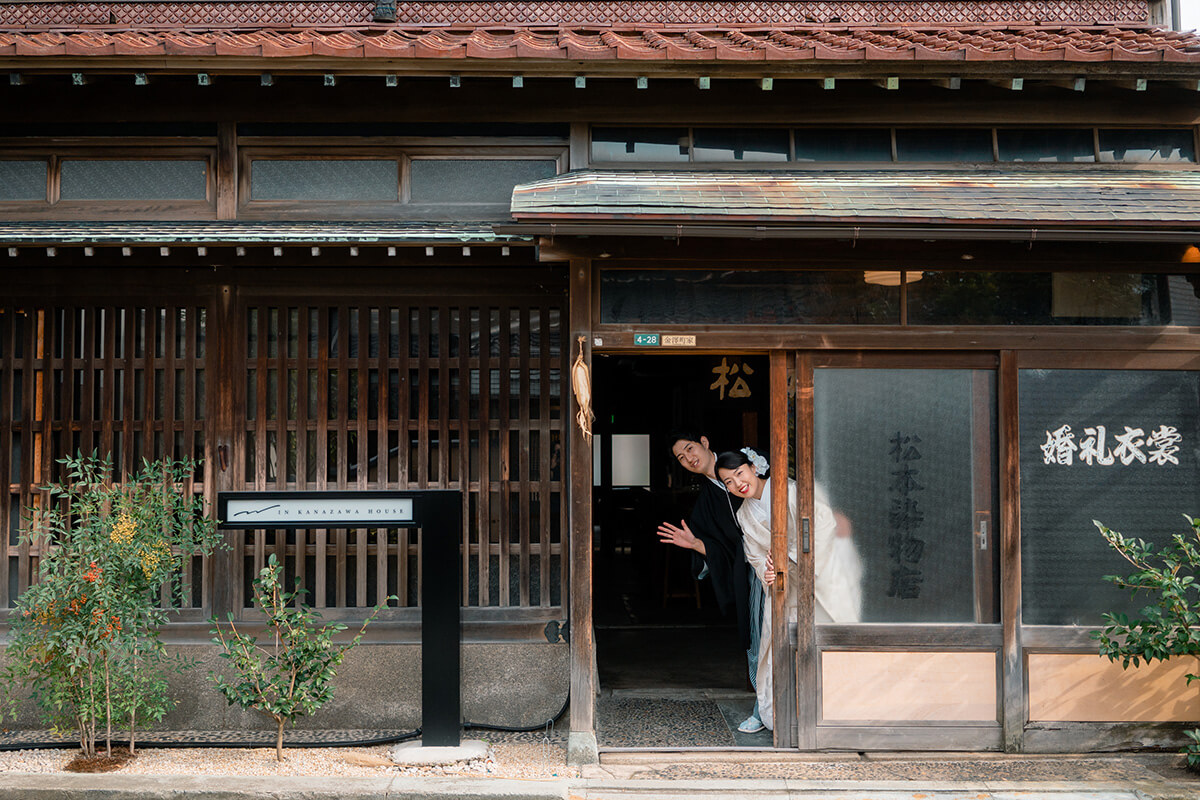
[658,431,863,734]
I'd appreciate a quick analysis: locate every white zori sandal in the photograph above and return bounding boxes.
[737,715,766,733]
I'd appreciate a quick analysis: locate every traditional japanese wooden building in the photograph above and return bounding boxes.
[2,0,1200,763]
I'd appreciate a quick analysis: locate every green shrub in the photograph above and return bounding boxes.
[1094,515,1200,769]
[2,454,222,757]
[210,555,387,761]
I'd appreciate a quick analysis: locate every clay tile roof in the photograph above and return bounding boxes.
[509,169,1200,228]
[1,0,1199,69]
[1,24,1195,64]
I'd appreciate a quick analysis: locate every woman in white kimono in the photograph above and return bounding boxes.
[715,448,862,732]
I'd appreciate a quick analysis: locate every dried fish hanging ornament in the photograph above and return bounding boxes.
[571,335,595,445]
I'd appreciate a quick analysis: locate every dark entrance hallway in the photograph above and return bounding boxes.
[590,353,772,747]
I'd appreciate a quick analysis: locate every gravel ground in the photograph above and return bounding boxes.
[0,741,579,780]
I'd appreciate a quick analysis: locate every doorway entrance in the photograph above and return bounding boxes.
[590,352,771,748]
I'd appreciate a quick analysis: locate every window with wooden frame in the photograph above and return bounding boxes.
[238,147,567,220]
[589,126,1200,167]
[234,289,568,621]
[0,147,217,219]
[0,300,212,617]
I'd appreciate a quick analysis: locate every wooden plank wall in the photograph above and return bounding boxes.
[0,301,210,617]
[1,275,568,629]
[235,294,567,620]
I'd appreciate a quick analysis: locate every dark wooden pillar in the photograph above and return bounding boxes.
[216,122,237,221]
[999,349,1025,752]
[566,258,597,764]
[209,283,239,619]
[792,350,816,749]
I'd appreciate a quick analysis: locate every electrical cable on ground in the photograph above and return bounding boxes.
[0,694,570,751]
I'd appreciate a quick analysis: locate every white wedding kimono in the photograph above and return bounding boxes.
[736,478,862,731]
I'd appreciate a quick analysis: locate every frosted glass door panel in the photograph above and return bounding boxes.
[813,369,998,623]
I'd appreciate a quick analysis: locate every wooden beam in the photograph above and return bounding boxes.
[767,351,792,748]
[568,121,588,170]
[215,121,237,220]
[999,349,1024,753]
[209,281,239,620]
[1048,77,1086,92]
[566,257,597,765]
[1116,78,1149,91]
[793,349,816,750]
[990,77,1024,91]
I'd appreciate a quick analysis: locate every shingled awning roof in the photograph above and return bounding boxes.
[0,221,529,245]
[2,25,1199,63]
[503,169,1200,238]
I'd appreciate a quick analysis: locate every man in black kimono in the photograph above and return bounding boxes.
[657,429,764,733]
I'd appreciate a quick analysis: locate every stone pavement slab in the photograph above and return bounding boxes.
[0,753,1195,800]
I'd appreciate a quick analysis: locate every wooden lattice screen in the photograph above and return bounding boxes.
[236,297,567,618]
[0,302,211,615]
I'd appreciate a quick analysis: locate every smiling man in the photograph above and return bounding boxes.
[657,429,764,734]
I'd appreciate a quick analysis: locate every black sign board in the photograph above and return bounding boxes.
[1018,369,1200,626]
[217,490,463,747]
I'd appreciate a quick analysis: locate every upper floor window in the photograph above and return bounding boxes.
[591,126,1197,165]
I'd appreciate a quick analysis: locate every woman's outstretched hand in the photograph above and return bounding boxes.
[657,520,705,556]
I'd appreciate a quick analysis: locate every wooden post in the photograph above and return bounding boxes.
[216,122,237,220]
[209,283,238,619]
[566,258,597,764]
[793,351,816,749]
[769,350,797,748]
[999,350,1024,752]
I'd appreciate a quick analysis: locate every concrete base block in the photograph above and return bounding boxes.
[567,730,598,765]
[390,738,488,765]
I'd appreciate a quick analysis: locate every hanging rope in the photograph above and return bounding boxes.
[571,335,594,445]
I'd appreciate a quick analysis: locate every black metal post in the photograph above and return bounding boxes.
[421,491,462,746]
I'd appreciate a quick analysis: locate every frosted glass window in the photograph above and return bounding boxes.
[0,160,46,201]
[1019,369,1200,626]
[794,129,892,162]
[908,272,1189,326]
[611,434,650,487]
[600,270,899,325]
[1098,129,1196,163]
[592,127,690,162]
[251,160,398,201]
[60,160,207,200]
[997,129,1094,162]
[814,369,998,623]
[408,160,556,204]
[692,128,789,162]
[895,129,993,162]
